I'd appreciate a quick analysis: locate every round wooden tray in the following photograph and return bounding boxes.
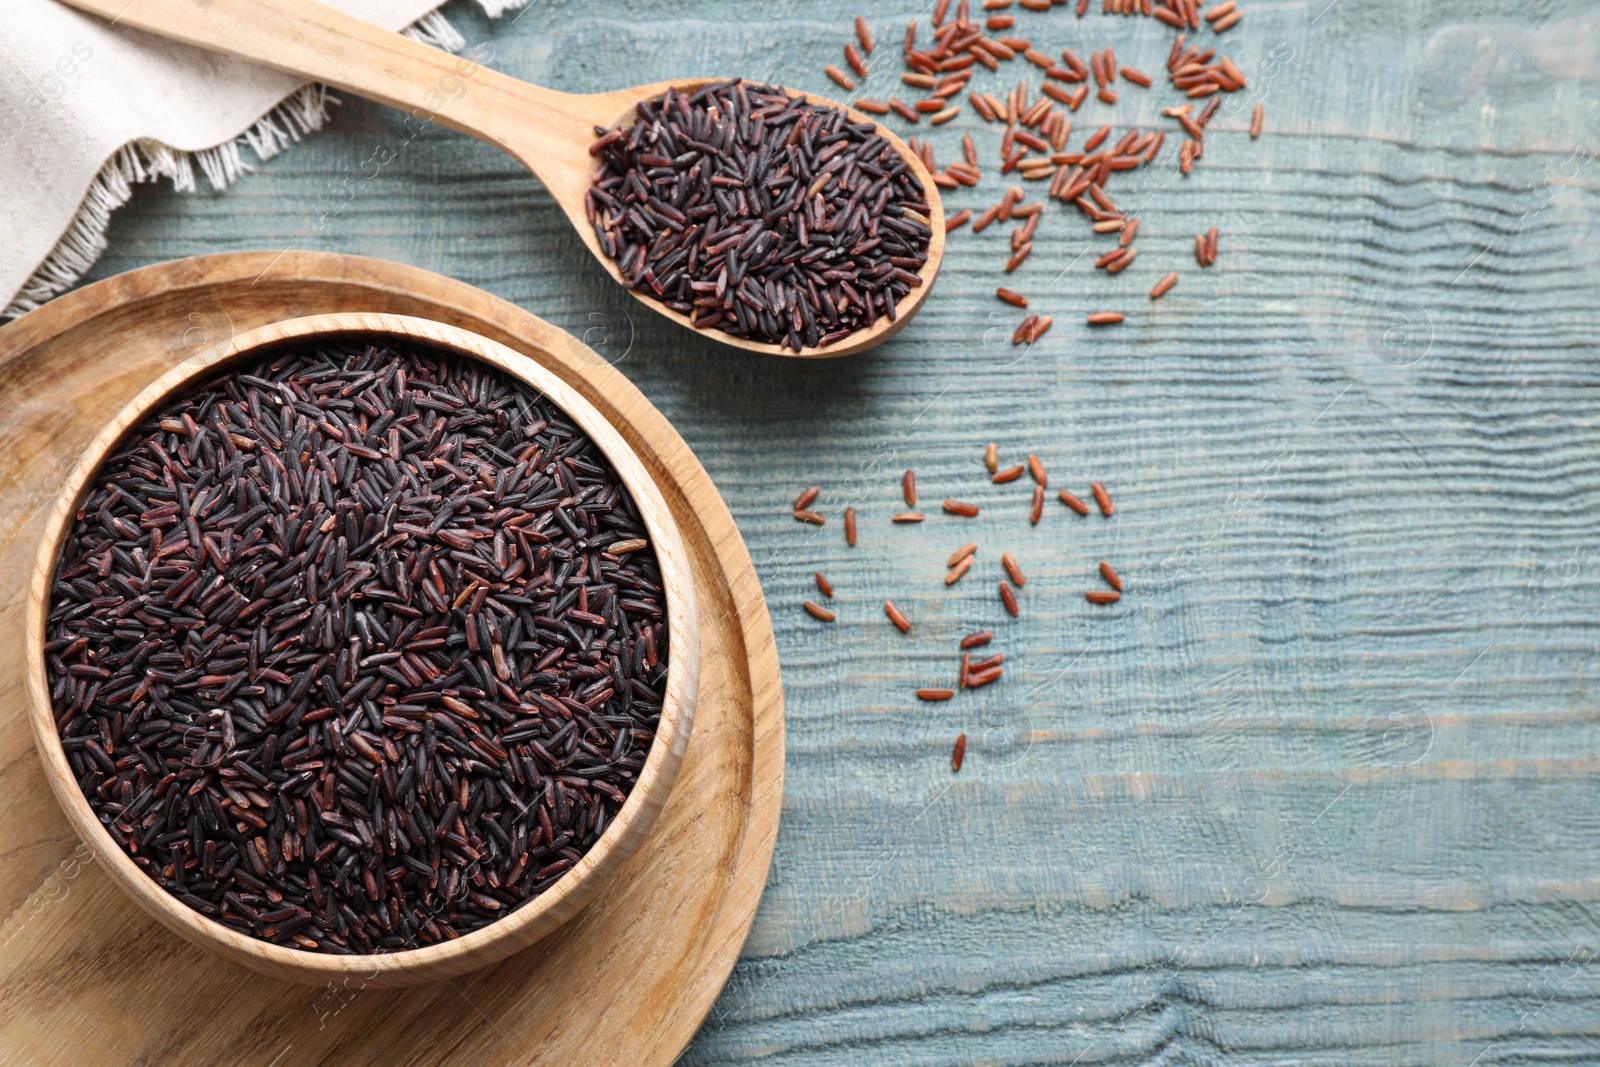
[0,252,783,1064]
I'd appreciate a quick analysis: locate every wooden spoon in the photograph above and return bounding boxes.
[59,0,946,358]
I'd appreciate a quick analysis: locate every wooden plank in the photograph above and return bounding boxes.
[0,254,782,1063]
[55,0,1600,1059]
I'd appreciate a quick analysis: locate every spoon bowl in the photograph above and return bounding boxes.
[61,0,945,358]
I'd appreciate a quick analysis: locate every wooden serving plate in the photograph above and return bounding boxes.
[0,253,783,1064]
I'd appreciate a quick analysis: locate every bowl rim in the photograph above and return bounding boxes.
[23,311,700,985]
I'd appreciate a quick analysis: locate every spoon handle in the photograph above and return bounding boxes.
[57,0,584,162]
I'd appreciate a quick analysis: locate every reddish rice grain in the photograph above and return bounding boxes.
[1251,102,1264,138]
[920,688,956,701]
[1022,455,1046,488]
[1086,590,1121,604]
[856,15,874,51]
[1150,272,1179,299]
[845,506,858,545]
[952,733,967,770]
[943,499,980,517]
[1099,561,1123,591]
[948,542,979,567]
[999,581,1020,616]
[1122,65,1152,87]
[1031,484,1045,524]
[1041,82,1077,106]
[1090,481,1114,515]
[961,630,994,648]
[1106,248,1138,274]
[826,66,857,91]
[855,98,891,114]
[1005,244,1033,272]
[1002,551,1027,586]
[816,572,835,598]
[946,555,975,584]
[794,486,820,511]
[1059,490,1091,514]
[960,652,972,688]
[845,43,870,79]
[985,443,999,473]
[804,599,837,621]
[794,509,827,525]
[1087,311,1124,325]
[968,666,1003,688]
[948,163,981,185]
[947,209,973,230]
[1017,214,1041,246]
[993,464,1025,484]
[997,287,1028,307]
[885,601,913,632]
[903,469,918,507]
[893,511,926,523]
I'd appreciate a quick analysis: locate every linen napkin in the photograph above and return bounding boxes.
[0,0,522,319]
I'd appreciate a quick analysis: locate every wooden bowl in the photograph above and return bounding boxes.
[23,312,700,987]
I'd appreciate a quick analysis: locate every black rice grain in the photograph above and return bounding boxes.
[45,340,669,954]
[586,80,933,351]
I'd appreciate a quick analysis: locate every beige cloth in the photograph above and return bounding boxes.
[0,0,518,319]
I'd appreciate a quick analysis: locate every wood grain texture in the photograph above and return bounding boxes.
[0,255,781,1059]
[36,0,1600,1060]
[55,0,945,359]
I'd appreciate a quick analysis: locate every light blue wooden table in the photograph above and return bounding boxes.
[69,0,1600,1060]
